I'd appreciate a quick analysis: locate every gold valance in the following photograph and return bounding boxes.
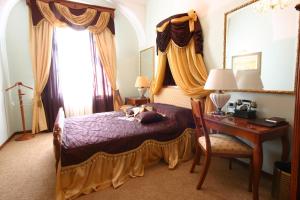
[28,0,115,34]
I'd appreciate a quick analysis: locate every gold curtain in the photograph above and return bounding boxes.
[93,28,121,110]
[152,11,213,112]
[56,128,193,200]
[30,16,53,133]
[31,0,119,132]
[166,40,208,96]
[36,1,66,27]
[88,12,111,34]
[54,3,97,26]
[37,0,110,31]
[37,0,119,110]
[151,51,167,95]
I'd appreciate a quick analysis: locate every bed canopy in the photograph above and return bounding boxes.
[27,0,121,133]
[151,10,212,111]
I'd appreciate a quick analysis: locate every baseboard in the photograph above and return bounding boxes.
[0,130,32,150]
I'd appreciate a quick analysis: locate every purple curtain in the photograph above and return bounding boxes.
[42,30,64,131]
[89,33,114,113]
[163,58,176,86]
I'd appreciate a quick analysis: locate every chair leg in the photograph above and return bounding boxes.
[248,157,253,192]
[229,158,232,170]
[197,152,211,190]
[190,145,201,173]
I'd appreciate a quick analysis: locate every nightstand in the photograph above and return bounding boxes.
[125,97,150,106]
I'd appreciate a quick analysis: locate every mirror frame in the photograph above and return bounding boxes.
[223,0,297,94]
[139,46,155,80]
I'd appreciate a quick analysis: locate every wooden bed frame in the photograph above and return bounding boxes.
[52,87,191,169]
[53,107,65,169]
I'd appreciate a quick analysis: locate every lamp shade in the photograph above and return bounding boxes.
[135,76,150,88]
[235,70,264,90]
[204,69,238,90]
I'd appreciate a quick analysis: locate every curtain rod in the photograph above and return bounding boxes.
[26,0,115,16]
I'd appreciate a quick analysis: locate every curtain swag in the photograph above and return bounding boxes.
[156,10,203,55]
[152,10,213,112]
[28,0,119,133]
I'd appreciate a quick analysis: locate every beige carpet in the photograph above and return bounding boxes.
[0,133,272,200]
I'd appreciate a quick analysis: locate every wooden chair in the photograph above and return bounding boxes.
[190,98,253,192]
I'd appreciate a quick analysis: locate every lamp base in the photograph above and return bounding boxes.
[138,87,147,98]
[212,108,226,116]
[209,92,231,114]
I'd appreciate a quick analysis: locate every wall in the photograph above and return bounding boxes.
[145,0,296,174]
[1,0,140,143]
[0,0,10,145]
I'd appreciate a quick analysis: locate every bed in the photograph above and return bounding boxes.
[53,87,195,200]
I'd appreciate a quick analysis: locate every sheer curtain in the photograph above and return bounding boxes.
[90,34,114,113]
[56,27,94,117]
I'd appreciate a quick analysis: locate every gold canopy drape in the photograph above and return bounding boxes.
[151,10,213,112]
[29,0,119,133]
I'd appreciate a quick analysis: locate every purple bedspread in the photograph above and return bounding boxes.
[61,103,194,166]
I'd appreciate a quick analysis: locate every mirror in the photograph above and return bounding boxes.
[140,46,154,81]
[224,0,299,94]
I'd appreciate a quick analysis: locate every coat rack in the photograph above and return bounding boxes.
[5,82,34,141]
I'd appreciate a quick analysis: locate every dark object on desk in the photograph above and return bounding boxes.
[265,117,286,125]
[249,118,288,127]
[233,99,257,119]
[272,161,291,200]
[233,109,256,119]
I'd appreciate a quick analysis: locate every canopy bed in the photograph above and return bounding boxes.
[53,96,195,200]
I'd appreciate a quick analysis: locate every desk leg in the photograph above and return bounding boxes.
[252,143,263,200]
[281,134,289,161]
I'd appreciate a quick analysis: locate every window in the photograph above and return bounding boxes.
[55,27,95,116]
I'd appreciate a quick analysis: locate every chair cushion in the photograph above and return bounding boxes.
[198,134,252,156]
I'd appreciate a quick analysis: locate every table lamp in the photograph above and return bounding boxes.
[135,76,150,98]
[235,70,264,90]
[204,69,238,115]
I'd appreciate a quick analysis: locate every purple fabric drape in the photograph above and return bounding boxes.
[89,33,114,113]
[42,30,64,131]
[163,58,176,86]
[156,12,203,55]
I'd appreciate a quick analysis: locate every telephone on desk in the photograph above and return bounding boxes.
[227,99,257,119]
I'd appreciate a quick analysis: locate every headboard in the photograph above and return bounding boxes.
[154,86,191,109]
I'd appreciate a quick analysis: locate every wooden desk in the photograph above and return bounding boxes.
[204,115,289,200]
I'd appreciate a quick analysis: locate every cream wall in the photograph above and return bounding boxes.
[0,0,11,145]
[1,0,140,142]
[145,0,296,174]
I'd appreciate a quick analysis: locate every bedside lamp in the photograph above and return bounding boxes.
[135,76,150,98]
[204,69,238,115]
[235,70,264,90]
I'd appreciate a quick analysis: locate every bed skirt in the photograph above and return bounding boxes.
[56,128,194,200]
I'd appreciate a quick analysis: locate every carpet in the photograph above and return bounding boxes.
[0,133,272,200]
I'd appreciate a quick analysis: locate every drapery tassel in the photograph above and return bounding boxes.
[33,91,43,107]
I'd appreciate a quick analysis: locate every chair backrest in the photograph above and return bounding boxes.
[191,98,211,153]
